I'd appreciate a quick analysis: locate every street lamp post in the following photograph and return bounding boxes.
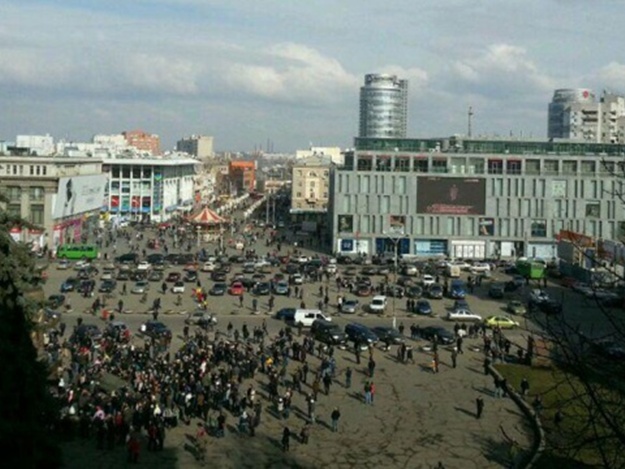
[384,231,406,329]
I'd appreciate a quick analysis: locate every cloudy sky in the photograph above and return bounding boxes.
[2,0,624,152]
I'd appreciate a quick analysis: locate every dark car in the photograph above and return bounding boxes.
[60,277,78,293]
[104,321,131,342]
[372,326,405,345]
[535,299,563,315]
[284,263,300,275]
[71,324,103,344]
[47,294,66,309]
[488,283,505,299]
[311,319,347,345]
[166,272,182,283]
[183,271,198,283]
[98,279,117,293]
[428,284,444,299]
[140,320,172,340]
[414,299,433,315]
[254,282,271,296]
[116,253,139,264]
[212,270,228,282]
[238,277,256,289]
[420,326,455,345]
[116,270,130,281]
[406,285,423,299]
[337,255,353,265]
[344,323,379,346]
[209,282,227,296]
[275,307,296,321]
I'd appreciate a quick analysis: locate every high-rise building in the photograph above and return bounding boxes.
[548,89,625,143]
[176,135,214,158]
[359,74,408,138]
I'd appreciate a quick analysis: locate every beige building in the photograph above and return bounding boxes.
[290,155,332,216]
[295,146,343,165]
[0,155,105,250]
[176,135,214,159]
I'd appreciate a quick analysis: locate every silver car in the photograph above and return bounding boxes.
[131,280,150,294]
[341,299,359,314]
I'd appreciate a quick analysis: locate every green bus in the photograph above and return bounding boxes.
[516,259,546,279]
[56,244,99,260]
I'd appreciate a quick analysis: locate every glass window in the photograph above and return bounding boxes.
[526,160,540,174]
[395,157,410,172]
[398,176,406,194]
[42,166,47,176]
[7,204,21,217]
[585,202,600,218]
[432,159,448,173]
[132,167,141,178]
[413,158,428,173]
[357,155,373,171]
[6,186,21,200]
[531,220,547,237]
[30,205,44,225]
[29,166,34,175]
[112,166,120,178]
[29,187,45,201]
[487,159,503,174]
[375,156,392,172]
[122,167,130,178]
[506,160,521,175]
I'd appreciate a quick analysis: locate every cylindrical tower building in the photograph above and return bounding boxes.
[359,74,408,138]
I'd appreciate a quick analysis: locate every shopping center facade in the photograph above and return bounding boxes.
[330,137,625,259]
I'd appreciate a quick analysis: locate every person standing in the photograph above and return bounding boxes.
[364,381,372,405]
[367,357,376,378]
[476,396,484,419]
[282,427,291,452]
[520,377,530,396]
[456,335,464,354]
[345,367,352,388]
[451,348,458,369]
[330,407,341,432]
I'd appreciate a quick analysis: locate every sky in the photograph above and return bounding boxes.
[2,0,625,152]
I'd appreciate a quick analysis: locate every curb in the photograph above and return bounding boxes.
[487,364,546,468]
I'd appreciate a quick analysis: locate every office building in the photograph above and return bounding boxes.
[331,136,625,259]
[102,155,199,223]
[548,89,625,143]
[228,160,256,194]
[359,74,408,139]
[176,135,214,159]
[0,155,105,250]
[14,134,55,156]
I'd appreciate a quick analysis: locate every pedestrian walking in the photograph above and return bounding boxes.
[451,348,458,368]
[520,377,530,396]
[456,336,464,354]
[367,357,376,377]
[364,381,372,405]
[345,367,352,388]
[330,407,341,432]
[476,396,484,419]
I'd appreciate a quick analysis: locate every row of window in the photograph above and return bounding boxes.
[1,164,48,176]
[4,186,46,201]
[6,204,44,224]
[348,155,619,175]
[338,214,609,239]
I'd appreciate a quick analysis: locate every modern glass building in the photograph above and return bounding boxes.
[359,74,408,139]
[330,136,625,259]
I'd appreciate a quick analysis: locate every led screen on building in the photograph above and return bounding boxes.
[417,177,486,215]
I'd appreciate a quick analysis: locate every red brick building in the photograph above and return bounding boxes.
[122,130,160,155]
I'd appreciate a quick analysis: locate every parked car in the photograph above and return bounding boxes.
[185,311,217,327]
[311,319,347,346]
[47,294,66,309]
[56,259,71,270]
[131,280,150,294]
[201,261,217,272]
[171,281,185,294]
[372,326,404,344]
[488,283,505,299]
[368,295,387,314]
[148,270,164,282]
[447,309,482,322]
[212,270,228,282]
[340,299,359,314]
[428,284,444,299]
[166,272,182,283]
[275,307,296,321]
[484,315,520,329]
[254,282,271,296]
[356,284,373,297]
[470,263,491,274]
[229,282,245,296]
[140,320,172,340]
[506,300,527,315]
[60,277,78,293]
[98,279,117,293]
[136,261,151,271]
[273,281,289,295]
[406,285,423,298]
[420,326,455,345]
[421,275,435,287]
[414,299,433,315]
[183,271,198,283]
[344,323,379,346]
[209,282,227,296]
[289,273,303,285]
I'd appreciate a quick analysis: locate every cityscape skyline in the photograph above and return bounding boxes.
[2,1,625,152]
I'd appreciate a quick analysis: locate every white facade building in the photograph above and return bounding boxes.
[176,135,214,158]
[295,147,344,165]
[15,134,55,156]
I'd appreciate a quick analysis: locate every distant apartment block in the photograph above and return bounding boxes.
[122,130,160,155]
[176,135,214,158]
[548,89,625,143]
[15,134,55,156]
[295,146,344,165]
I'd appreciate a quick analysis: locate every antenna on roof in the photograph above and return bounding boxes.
[468,106,474,138]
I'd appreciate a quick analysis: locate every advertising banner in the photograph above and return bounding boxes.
[389,215,406,235]
[337,215,354,233]
[53,175,108,219]
[417,177,485,215]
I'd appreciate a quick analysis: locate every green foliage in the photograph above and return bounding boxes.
[0,223,62,467]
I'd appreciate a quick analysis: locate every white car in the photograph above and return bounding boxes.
[470,263,491,274]
[290,273,303,285]
[325,264,337,274]
[403,264,419,276]
[137,261,151,271]
[421,275,435,287]
[368,295,387,314]
[172,281,185,294]
[57,259,71,270]
[296,255,310,264]
[201,262,216,272]
[449,260,471,270]
[255,259,271,269]
[74,260,89,270]
[529,289,549,304]
[447,309,482,322]
[101,271,114,281]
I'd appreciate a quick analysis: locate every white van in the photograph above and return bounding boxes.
[446,264,461,278]
[292,309,331,328]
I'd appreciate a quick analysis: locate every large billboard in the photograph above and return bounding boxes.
[53,174,108,219]
[417,177,486,215]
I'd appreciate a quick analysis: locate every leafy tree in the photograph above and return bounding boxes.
[0,193,62,468]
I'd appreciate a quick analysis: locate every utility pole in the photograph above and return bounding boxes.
[468,106,474,138]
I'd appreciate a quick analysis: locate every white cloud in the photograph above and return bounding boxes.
[593,62,625,94]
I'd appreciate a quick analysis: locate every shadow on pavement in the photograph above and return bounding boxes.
[454,406,476,418]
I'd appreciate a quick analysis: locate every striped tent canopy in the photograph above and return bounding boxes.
[187,207,226,225]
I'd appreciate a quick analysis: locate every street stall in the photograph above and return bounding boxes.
[186,206,228,243]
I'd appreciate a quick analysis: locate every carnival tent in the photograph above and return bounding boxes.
[187,207,226,225]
